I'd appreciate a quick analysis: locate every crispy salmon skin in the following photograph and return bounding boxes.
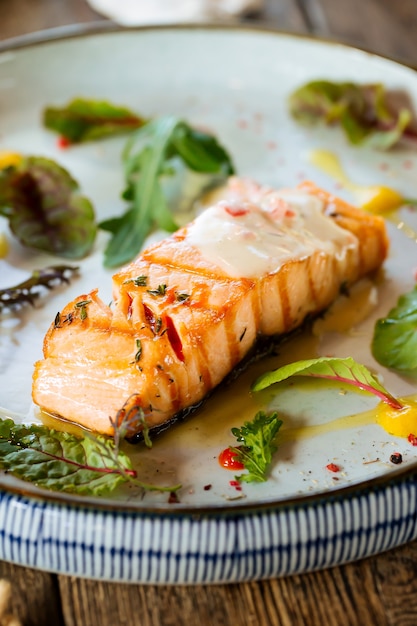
[32,178,389,436]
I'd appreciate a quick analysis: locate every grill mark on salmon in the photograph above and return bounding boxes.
[32,178,389,436]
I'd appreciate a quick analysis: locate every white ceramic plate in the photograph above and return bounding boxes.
[1,25,417,583]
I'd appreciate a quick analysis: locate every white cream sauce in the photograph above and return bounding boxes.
[185,186,358,278]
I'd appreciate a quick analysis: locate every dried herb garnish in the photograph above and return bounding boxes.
[75,298,92,321]
[147,284,167,297]
[134,338,142,363]
[176,292,190,302]
[0,265,78,312]
[123,275,148,287]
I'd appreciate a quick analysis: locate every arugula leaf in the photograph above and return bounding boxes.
[43,98,145,143]
[252,356,403,409]
[0,156,97,258]
[101,116,235,268]
[288,80,414,149]
[230,411,283,483]
[372,285,417,376]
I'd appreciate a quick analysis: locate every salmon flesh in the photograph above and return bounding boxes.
[32,178,389,436]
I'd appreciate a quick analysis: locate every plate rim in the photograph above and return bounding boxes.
[1,19,416,72]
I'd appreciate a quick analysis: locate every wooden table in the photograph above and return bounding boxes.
[1,1,417,625]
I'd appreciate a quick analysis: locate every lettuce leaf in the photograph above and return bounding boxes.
[0,156,96,258]
[288,80,415,149]
[43,98,145,143]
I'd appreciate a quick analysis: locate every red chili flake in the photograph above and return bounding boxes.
[326,463,340,473]
[126,294,133,320]
[57,136,71,149]
[408,433,417,446]
[143,302,162,335]
[168,491,180,504]
[219,447,245,470]
[224,205,249,217]
[203,484,212,491]
[390,452,403,465]
[165,315,184,362]
[229,480,242,491]
[237,119,248,130]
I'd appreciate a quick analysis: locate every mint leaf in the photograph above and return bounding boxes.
[288,80,414,150]
[0,156,96,258]
[252,356,403,409]
[101,116,235,268]
[230,411,283,483]
[372,285,417,375]
[43,98,145,143]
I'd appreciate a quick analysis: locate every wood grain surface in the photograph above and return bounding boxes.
[1,1,417,625]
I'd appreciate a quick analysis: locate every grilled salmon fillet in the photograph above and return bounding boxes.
[32,178,389,436]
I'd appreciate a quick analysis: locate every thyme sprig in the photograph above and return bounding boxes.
[123,275,148,287]
[109,394,153,452]
[0,265,78,312]
[147,283,167,297]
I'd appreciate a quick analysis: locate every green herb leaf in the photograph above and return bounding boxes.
[0,418,134,496]
[230,411,283,483]
[252,356,403,409]
[101,116,235,268]
[288,80,414,150]
[43,98,145,143]
[372,285,417,376]
[0,157,97,258]
[0,416,181,496]
[168,123,235,174]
